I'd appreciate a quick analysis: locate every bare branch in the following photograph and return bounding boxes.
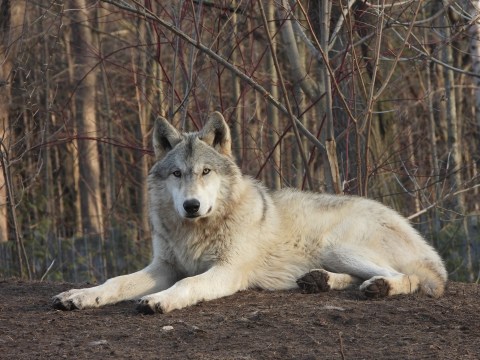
[101,0,326,152]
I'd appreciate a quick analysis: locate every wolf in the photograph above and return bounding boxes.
[53,112,447,314]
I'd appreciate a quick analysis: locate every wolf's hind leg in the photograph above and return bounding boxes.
[297,269,361,293]
[319,248,422,298]
[360,274,420,298]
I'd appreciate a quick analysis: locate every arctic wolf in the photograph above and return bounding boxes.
[53,112,447,314]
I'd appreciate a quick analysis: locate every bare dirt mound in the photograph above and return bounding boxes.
[0,280,479,359]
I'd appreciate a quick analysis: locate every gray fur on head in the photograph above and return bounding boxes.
[153,112,232,159]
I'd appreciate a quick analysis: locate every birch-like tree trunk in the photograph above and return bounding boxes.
[441,4,473,281]
[0,0,26,242]
[229,5,242,162]
[0,0,13,243]
[70,0,104,237]
[319,0,341,194]
[277,0,321,190]
[63,23,82,235]
[464,0,480,281]
[266,2,281,189]
[469,0,480,130]
[134,15,151,243]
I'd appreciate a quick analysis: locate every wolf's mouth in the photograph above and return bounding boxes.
[184,206,213,219]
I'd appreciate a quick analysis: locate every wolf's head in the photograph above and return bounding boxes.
[150,112,239,220]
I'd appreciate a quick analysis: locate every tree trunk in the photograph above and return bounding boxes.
[226,3,243,163]
[266,2,281,190]
[441,6,473,282]
[319,0,341,194]
[0,0,26,242]
[0,0,12,243]
[70,0,104,237]
[469,0,480,130]
[133,16,152,243]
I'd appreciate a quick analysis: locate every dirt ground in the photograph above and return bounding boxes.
[0,280,479,359]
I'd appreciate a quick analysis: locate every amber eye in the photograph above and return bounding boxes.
[202,168,211,175]
[173,170,181,178]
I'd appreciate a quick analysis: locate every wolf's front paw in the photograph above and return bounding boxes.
[52,289,97,310]
[136,297,164,315]
[52,294,79,311]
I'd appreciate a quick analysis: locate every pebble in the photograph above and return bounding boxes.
[88,340,108,346]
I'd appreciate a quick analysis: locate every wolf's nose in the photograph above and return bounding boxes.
[183,199,200,215]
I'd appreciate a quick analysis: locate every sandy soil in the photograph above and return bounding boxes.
[0,280,479,359]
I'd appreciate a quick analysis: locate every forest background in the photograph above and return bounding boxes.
[0,0,479,284]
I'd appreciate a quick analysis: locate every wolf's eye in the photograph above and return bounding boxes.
[172,170,181,178]
[202,168,211,175]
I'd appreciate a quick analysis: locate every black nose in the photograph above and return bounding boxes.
[183,199,200,215]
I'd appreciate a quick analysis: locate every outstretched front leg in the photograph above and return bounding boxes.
[52,261,177,310]
[136,265,247,314]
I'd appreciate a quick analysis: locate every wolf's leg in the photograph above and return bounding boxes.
[318,248,421,298]
[136,265,245,314]
[359,274,420,298]
[297,269,361,293]
[52,261,177,310]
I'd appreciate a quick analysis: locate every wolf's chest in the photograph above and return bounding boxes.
[171,233,221,276]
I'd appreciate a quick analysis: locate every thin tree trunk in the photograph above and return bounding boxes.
[426,60,441,246]
[469,0,480,130]
[0,1,12,243]
[266,2,281,190]
[63,23,82,235]
[94,6,113,279]
[70,0,104,237]
[467,2,480,281]
[319,0,341,194]
[0,0,26,242]
[228,4,242,162]
[267,0,313,189]
[131,16,151,245]
[441,6,473,282]
[42,22,56,278]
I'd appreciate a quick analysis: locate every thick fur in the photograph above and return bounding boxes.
[53,112,447,314]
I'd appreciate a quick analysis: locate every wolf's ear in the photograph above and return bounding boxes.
[200,112,232,156]
[153,117,182,160]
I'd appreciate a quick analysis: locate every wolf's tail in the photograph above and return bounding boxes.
[410,259,448,298]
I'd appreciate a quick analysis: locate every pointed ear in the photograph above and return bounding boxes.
[153,117,182,160]
[199,112,232,156]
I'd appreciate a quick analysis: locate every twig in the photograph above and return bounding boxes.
[407,184,480,220]
[338,331,346,360]
[100,0,326,153]
[372,0,423,101]
[41,259,56,282]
